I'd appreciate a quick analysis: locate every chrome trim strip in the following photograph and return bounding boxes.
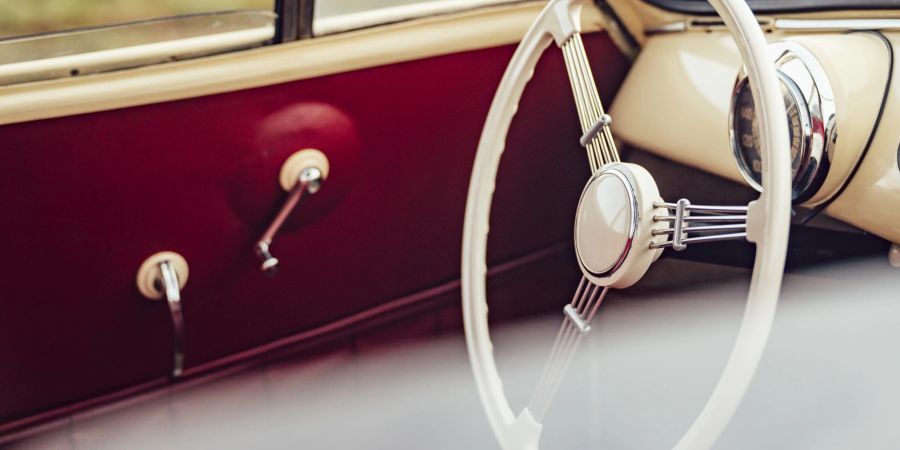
[649,18,900,34]
[775,18,900,31]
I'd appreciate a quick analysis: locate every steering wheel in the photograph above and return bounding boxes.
[461,0,792,448]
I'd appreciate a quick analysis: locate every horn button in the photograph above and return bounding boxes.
[574,163,665,289]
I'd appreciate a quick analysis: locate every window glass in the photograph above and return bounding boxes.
[317,0,440,18]
[0,0,273,38]
[0,10,274,86]
[317,0,522,18]
[0,0,519,85]
[314,0,523,35]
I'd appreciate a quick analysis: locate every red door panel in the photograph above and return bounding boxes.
[0,32,627,431]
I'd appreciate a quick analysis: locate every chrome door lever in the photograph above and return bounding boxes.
[136,252,189,378]
[255,149,329,277]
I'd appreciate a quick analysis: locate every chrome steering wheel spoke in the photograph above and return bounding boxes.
[527,277,607,422]
[651,200,750,251]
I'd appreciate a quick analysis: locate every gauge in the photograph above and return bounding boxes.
[730,73,807,190]
[729,41,836,203]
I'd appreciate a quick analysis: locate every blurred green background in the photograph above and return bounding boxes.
[0,0,273,38]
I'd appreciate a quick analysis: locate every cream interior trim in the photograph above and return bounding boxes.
[826,33,900,245]
[608,0,687,39]
[788,33,888,206]
[610,31,887,206]
[0,1,605,126]
[611,32,746,182]
[602,0,648,45]
[647,11,900,34]
[609,0,900,36]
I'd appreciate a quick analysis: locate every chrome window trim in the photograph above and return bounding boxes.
[775,18,900,31]
[649,17,900,34]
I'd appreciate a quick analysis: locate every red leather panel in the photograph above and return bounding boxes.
[0,32,627,429]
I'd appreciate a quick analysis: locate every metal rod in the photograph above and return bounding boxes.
[561,33,619,171]
[563,304,591,333]
[529,278,589,414]
[562,40,600,172]
[573,35,619,164]
[653,215,747,223]
[579,114,612,148]
[650,232,748,249]
[652,223,747,235]
[533,286,607,420]
[255,167,322,276]
[672,198,689,251]
[654,202,748,213]
[158,261,185,378]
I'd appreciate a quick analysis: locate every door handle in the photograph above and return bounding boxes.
[136,251,189,378]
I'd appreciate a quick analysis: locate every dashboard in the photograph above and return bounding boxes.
[610,28,900,244]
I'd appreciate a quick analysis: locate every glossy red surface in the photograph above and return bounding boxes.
[0,32,627,433]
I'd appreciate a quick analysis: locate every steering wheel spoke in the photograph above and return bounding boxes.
[561,33,620,172]
[527,277,607,422]
[650,200,750,250]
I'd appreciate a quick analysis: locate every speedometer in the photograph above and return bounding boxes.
[730,73,807,190]
[728,41,836,203]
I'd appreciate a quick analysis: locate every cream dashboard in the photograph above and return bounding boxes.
[610,25,900,246]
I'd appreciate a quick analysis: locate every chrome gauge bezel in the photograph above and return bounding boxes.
[729,41,836,203]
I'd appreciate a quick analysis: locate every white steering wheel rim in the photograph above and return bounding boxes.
[461,0,792,449]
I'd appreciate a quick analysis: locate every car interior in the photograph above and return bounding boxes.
[1,0,899,448]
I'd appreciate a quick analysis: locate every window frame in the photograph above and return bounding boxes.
[274,0,313,42]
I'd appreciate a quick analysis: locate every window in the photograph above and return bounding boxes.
[0,2,275,85]
[0,0,273,38]
[0,0,521,86]
[313,0,524,36]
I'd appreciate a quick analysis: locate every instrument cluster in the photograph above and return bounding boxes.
[729,41,836,203]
